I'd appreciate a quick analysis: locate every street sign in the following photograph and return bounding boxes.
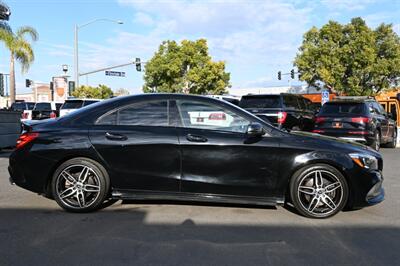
[105,71,126,77]
[321,90,330,105]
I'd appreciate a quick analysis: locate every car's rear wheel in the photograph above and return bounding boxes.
[52,158,110,212]
[290,164,348,219]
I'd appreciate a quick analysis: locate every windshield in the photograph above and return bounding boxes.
[319,102,366,115]
[11,102,26,111]
[62,101,83,109]
[239,96,281,109]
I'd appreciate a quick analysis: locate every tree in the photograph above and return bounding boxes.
[294,17,400,96]
[143,39,230,94]
[0,26,38,103]
[113,88,130,97]
[71,84,114,99]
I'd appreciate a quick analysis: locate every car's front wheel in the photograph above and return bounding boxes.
[290,164,348,219]
[52,158,110,212]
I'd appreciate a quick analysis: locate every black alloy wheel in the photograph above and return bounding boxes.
[290,164,349,219]
[52,158,110,212]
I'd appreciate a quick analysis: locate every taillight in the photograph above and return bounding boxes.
[312,129,325,133]
[209,113,226,120]
[21,112,28,119]
[50,112,57,118]
[16,132,39,150]
[315,117,326,124]
[277,112,287,124]
[351,117,371,124]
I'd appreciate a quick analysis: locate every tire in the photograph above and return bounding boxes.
[289,164,349,219]
[52,157,110,213]
[370,131,381,151]
[384,128,397,149]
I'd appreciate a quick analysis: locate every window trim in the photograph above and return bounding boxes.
[95,99,171,127]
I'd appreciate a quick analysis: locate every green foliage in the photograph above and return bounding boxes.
[72,84,114,99]
[143,39,230,94]
[294,17,400,96]
[0,25,38,103]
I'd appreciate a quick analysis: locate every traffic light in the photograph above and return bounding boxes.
[68,81,75,95]
[278,71,281,80]
[135,58,141,72]
[0,74,4,97]
[25,79,32,87]
[290,69,295,79]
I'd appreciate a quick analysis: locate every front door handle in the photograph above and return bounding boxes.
[105,132,128,141]
[186,134,208,143]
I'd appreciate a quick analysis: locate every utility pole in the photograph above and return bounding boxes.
[74,24,79,90]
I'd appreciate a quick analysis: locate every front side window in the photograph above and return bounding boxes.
[97,100,168,126]
[390,103,397,122]
[176,100,250,133]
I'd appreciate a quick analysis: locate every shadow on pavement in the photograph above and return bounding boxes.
[0,207,398,266]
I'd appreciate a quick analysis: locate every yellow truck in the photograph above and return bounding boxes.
[376,90,400,147]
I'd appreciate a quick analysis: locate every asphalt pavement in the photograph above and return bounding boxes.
[0,148,399,266]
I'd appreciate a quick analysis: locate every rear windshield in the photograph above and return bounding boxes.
[319,102,366,115]
[240,96,281,108]
[34,103,51,111]
[62,100,84,109]
[11,102,26,111]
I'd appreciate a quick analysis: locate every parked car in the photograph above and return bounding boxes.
[313,97,397,150]
[239,93,315,131]
[32,102,62,120]
[9,94,384,218]
[10,101,35,121]
[207,95,240,105]
[60,98,100,117]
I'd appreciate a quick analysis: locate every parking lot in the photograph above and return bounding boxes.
[0,148,399,266]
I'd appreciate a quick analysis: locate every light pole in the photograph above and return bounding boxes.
[74,18,123,90]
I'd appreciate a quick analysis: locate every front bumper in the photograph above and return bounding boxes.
[349,169,385,208]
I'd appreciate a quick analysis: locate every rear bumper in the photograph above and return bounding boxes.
[316,130,375,145]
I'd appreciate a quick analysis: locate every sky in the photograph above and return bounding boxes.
[1,0,400,95]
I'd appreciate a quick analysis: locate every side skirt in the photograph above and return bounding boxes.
[112,189,284,207]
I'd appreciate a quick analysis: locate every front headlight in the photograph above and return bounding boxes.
[349,153,378,170]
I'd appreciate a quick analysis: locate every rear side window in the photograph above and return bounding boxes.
[239,96,281,108]
[97,100,168,126]
[34,103,51,111]
[283,96,300,109]
[320,103,366,115]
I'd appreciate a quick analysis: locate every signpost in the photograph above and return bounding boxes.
[105,71,125,77]
[321,90,330,105]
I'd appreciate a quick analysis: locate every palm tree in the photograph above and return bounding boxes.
[0,26,38,104]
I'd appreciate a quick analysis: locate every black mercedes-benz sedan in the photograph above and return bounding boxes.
[9,94,384,218]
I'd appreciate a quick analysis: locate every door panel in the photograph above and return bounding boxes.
[89,125,181,191]
[178,127,281,197]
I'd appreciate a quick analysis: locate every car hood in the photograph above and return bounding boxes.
[288,131,381,157]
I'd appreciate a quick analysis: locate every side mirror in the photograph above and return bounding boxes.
[247,122,265,137]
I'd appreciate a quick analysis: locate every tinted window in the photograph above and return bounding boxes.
[62,100,83,109]
[98,111,117,125]
[34,103,51,111]
[283,96,299,109]
[222,97,239,106]
[27,102,35,110]
[239,96,281,108]
[119,101,168,126]
[83,100,98,106]
[11,102,26,111]
[177,100,250,133]
[297,97,306,110]
[390,103,397,121]
[320,102,366,115]
[56,103,62,110]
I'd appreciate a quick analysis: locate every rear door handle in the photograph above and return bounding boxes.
[105,132,128,141]
[186,134,208,143]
